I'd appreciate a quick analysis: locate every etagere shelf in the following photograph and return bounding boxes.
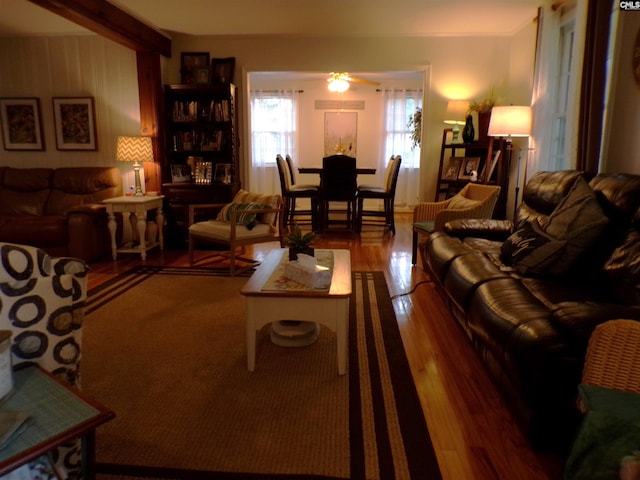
[161,84,240,247]
[435,128,508,219]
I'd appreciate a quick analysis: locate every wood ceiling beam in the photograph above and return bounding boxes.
[27,0,171,57]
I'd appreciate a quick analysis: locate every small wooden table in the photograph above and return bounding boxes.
[240,249,352,375]
[0,365,114,479]
[103,195,165,260]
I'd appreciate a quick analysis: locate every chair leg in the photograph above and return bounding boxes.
[411,230,418,265]
[388,200,396,235]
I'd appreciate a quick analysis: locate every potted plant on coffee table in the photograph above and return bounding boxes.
[286,226,317,261]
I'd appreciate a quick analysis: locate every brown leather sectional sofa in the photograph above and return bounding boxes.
[0,166,122,261]
[423,170,640,450]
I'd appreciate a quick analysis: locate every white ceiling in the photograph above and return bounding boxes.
[0,0,541,38]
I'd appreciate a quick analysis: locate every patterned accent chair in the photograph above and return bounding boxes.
[0,242,88,478]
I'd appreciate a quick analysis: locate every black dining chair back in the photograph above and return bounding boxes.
[320,154,358,232]
[276,154,320,229]
[356,155,402,234]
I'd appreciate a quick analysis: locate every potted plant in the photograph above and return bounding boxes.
[468,91,495,142]
[407,108,422,149]
[286,226,318,261]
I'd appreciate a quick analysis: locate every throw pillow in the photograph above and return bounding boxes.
[500,220,566,276]
[540,176,609,275]
[447,194,481,210]
[216,202,264,230]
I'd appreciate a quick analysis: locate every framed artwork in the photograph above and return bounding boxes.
[181,52,210,84]
[194,161,213,185]
[441,156,463,181]
[458,157,481,180]
[0,98,45,150]
[211,57,235,84]
[195,68,210,84]
[171,164,191,183]
[324,111,357,157]
[481,150,501,182]
[214,163,231,183]
[52,97,97,150]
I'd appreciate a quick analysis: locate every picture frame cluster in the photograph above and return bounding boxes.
[180,52,235,85]
[0,96,97,151]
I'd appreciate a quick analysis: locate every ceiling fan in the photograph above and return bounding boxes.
[327,72,380,92]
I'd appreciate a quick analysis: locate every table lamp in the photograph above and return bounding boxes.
[444,100,468,144]
[116,136,154,196]
[488,106,532,218]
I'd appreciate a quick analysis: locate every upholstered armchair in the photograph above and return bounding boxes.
[412,183,500,265]
[0,241,88,478]
[188,189,285,275]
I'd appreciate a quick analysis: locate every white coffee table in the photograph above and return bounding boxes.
[240,248,352,375]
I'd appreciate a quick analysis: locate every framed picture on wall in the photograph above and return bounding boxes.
[52,97,97,150]
[324,111,357,157]
[211,57,235,84]
[0,97,45,150]
[181,52,210,84]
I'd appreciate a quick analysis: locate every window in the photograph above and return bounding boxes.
[383,91,422,169]
[250,90,298,167]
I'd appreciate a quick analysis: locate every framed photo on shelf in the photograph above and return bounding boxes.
[180,52,210,84]
[211,57,235,84]
[195,68,210,84]
[170,164,191,183]
[194,161,213,185]
[481,150,501,182]
[214,163,231,184]
[52,97,97,150]
[0,97,45,150]
[458,157,481,180]
[441,156,463,181]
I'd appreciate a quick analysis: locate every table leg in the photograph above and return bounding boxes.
[107,211,117,260]
[412,230,418,265]
[136,211,147,260]
[155,207,164,251]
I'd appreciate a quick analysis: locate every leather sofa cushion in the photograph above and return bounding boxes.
[424,232,476,283]
[2,167,53,191]
[0,188,50,215]
[46,167,122,215]
[0,215,67,246]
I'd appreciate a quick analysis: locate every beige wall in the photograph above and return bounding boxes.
[0,35,142,189]
[169,32,537,200]
[0,27,539,201]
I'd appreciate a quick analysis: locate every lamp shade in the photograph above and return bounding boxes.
[116,136,154,162]
[444,100,468,125]
[487,106,532,137]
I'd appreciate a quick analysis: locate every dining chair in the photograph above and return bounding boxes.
[320,154,358,233]
[276,154,320,229]
[356,155,402,234]
[411,183,501,265]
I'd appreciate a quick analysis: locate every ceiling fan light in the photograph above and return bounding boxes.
[328,78,349,93]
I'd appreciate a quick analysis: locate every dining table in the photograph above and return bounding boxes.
[298,167,376,175]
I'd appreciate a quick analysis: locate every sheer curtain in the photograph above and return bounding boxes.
[380,89,422,209]
[249,89,299,195]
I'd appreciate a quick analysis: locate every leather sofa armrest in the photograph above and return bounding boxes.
[444,218,514,241]
[552,301,640,349]
[67,203,107,216]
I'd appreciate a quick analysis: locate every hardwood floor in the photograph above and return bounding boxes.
[87,213,565,479]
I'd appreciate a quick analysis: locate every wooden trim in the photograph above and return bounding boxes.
[27,0,171,57]
[137,52,163,193]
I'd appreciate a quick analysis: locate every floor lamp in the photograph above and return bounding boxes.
[487,106,532,219]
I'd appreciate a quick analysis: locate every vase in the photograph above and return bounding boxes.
[478,111,492,142]
[462,115,475,143]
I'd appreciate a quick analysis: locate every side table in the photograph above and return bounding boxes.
[0,365,114,479]
[103,195,165,260]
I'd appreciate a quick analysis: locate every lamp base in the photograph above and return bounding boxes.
[133,163,144,196]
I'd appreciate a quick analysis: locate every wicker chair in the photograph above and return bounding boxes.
[411,183,501,265]
[582,319,640,395]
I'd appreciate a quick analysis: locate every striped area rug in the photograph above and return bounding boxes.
[82,266,441,479]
